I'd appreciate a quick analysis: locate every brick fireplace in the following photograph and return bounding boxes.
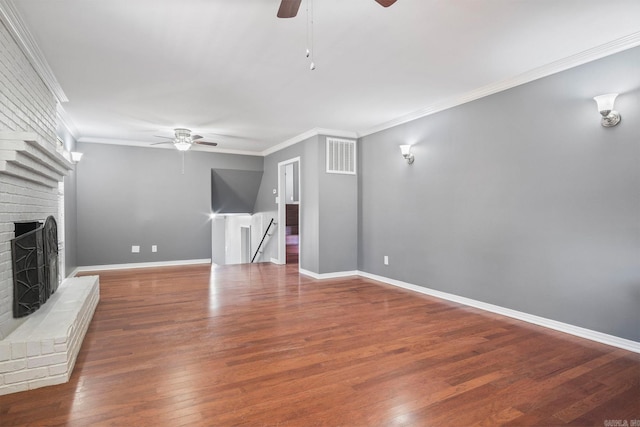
[0,133,100,395]
[0,14,98,394]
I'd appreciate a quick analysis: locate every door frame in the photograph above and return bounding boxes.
[277,157,301,265]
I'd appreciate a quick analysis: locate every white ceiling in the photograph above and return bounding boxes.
[9,0,640,155]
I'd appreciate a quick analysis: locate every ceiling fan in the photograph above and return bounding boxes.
[152,128,218,151]
[277,0,397,18]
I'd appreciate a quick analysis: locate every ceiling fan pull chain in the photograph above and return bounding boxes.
[305,0,311,58]
[308,0,315,70]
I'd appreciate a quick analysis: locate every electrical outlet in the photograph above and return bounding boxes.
[152,245,157,253]
[132,245,140,253]
[384,255,389,265]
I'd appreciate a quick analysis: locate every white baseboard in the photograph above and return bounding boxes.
[357,271,640,354]
[72,259,212,275]
[299,269,359,280]
[68,261,640,353]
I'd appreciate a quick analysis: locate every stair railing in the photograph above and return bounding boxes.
[251,218,276,263]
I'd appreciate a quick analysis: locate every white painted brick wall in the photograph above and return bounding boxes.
[0,21,57,145]
[0,15,96,397]
[0,19,59,339]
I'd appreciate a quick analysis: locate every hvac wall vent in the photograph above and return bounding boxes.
[326,137,356,175]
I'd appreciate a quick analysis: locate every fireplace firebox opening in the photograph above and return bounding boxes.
[11,216,59,318]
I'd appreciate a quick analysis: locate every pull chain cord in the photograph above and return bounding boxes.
[305,0,310,58]
[306,0,315,70]
[181,151,185,175]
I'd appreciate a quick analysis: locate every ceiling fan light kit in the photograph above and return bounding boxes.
[174,128,192,151]
[174,141,191,151]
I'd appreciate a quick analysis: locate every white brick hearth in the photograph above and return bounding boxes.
[0,275,99,395]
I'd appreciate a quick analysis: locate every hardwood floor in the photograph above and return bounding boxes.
[0,263,637,426]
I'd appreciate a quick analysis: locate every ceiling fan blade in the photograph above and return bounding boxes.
[194,141,218,147]
[374,0,397,7]
[154,135,175,140]
[191,135,204,140]
[277,0,301,18]
[151,141,173,145]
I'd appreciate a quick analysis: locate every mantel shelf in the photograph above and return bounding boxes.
[0,132,74,188]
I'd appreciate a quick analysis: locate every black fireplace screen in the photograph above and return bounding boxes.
[11,216,59,318]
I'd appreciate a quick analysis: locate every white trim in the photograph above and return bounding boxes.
[357,271,640,354]
[56,105,79,141]
[359,32,640,138]
[270,257,281,265]
[67,266,81,278]
[76,129,361,157]
[78,129,360,157]
[262,128,358,157]
[0,0,69,103]
[72,259,211,275]
[299,269,358,280]
[68,259,640,352]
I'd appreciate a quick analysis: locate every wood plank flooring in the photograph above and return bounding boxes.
[0,263,638,426]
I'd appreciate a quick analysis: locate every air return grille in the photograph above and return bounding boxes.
[326,138,356,175]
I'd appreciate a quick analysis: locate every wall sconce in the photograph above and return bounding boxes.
[593,93,621,127]
[399,145,414,164]
[70,151,83,162]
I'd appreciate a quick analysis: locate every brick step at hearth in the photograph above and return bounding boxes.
[0,275,100,395]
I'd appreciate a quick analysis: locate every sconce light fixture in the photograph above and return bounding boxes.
[70,151,83,162]
[593,93,621,127]
[399,145,414,164]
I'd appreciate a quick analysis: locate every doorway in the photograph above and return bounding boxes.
[277,157,301,266]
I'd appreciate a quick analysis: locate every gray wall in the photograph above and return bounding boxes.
[253,135,358,274]
[318,146,358,273]
[57,123,78,276]
[359,47,640,341]
[63,167,78,275]
[76,142,262,266]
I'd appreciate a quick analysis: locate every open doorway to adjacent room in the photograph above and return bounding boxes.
[277,157,300,266]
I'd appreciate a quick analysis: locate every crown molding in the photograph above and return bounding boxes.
[56,105,79,140]
[79,128,357,158]
[0,0,68,103]
[261,127,357,156]
[360,31,640,138]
